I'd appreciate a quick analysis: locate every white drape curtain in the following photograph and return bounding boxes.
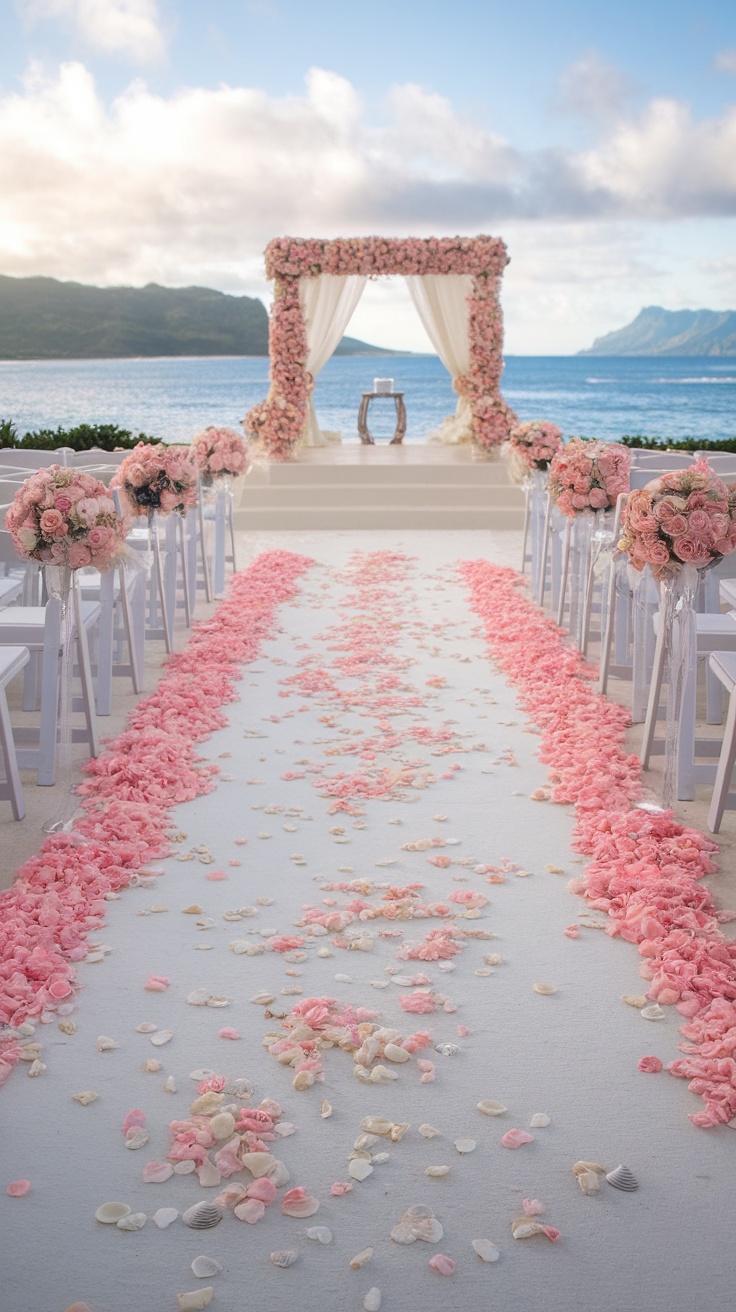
[404,274,474,444]
[299,274,367,446]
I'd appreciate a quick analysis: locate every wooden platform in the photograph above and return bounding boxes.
[234,443,524,530]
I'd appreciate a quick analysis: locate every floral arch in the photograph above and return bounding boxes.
[244,235,518,460]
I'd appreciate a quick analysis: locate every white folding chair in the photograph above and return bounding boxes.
[0,646,31,819]
[706,651,736,831]
[0,448,74,468]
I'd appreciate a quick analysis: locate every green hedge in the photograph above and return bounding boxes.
[618,434,736,452]
[0,420,163,451]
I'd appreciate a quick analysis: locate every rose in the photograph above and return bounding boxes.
[39,508,65,536]
[67,542,92,568]
[589,486,609,509]
[643,538,671,567]
[672,535,710,564]
[54,494,72,514]
[76,497,100,525]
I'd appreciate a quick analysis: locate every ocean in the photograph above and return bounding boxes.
[0,354,735,445]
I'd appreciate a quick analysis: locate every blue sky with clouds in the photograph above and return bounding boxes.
[1,0,735,351]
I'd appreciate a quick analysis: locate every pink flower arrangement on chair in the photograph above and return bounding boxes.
[191,426,249,483]
[504,421,563,483]
[5,466,127,571]
[548,438,630,517]
[618,460,736,581]
[112,442,198,517]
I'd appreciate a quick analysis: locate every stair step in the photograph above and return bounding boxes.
[240,484,523,509]
[235,506,524,530]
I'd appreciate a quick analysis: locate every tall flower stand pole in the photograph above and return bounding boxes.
[522,470,548,598]
[641,565,698,809]
[148,511,172,653]
[41,566,98,834]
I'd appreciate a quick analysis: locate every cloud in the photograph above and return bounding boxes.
[714,48,736,74]
[19,0,166,62]
[554,50,638,123]
[0,61,735,298]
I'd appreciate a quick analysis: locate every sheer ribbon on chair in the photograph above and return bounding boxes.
[299,275,367,446]
[404,274,473,444]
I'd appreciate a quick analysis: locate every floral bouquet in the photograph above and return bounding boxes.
[548,438,630,517]
[503,421,563,484]
[5,465,127,570]
[112,442,198,517]
[191,426,248,485]
[618,460,736,581]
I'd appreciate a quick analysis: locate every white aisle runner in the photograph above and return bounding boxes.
[1,535,732,1312]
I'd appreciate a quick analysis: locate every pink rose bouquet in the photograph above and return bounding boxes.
[548,438,630,517]
[618,460,736,581]
[504,421,563,483]
[112,442,198,517]
[5,466,127,571]
[191,426,249,484]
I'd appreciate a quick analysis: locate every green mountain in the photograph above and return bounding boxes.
[580,306,736,356]
[0,275,397,359]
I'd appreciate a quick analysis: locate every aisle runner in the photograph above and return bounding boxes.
[0,547,733,1312]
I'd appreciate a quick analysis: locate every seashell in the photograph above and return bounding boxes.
[477,1100,506,1117]
[270,1250,299,1268]
[621,994,648,1008]
[368,1065,397,1083]
[72,1091,99,1106]
[418,1124,440,1138]
[95,1201,131,1224]
[176,1291,214,1311]
[64,1304,93,1312]
[529,1113,550,1128]
[224,1077,254,1099]
[511,1217,544,1239]
[190,1092,224,1116]
[150,1029,173,1046]
[191,1257,222,1279]
[389,1122,410,1142]
[187,989,212,1007]
[136,1022,157,1033]
[363,1289,382,1312]
[183,905,204,914]
[435,1043,459,1057]
[429,1254,456,1276]
[577,1170,600,1195]
[472,1238,500,1262]
[142,1059,162,1072]
[234,1199,265,1223]
[349,1247,374,1269]
[96,1035,119,1052]
[205,996,231,1008]
[391,1205,443,1245]
[293,1069,315,1091]
[349,1158,374,1182]
[371,1152,390,1164]
[197,1159,221,1188]
[572,1161,606,1176]
[605,1164,639,1192]
[182,1201,224,1230]
[306,1226,333,1244]
[532,983,557,995]
[153,1207,179,1228]
[383,1042,411,1063]
[240,1152,276,1178]
[454,1138,476,1154]
[320,1100,332,1119]
[117,1211,146,1231]
[58,1020,76,1035]
[640,1004,665,1021]
[124,1128,149,1150]
[281,1187,319,1217]
[269,1160,291,1188]
[210,1112,236,1141]
[174,1161,196,1175]
[425,1165,450,1178]
[360,1117,394,1137]
[143,1160,173,1184]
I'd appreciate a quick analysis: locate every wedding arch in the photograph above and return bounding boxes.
[244,235,518,460]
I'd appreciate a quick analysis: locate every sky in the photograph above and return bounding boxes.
[1,0,735,353]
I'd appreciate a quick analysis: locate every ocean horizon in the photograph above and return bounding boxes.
[1,353,735,446]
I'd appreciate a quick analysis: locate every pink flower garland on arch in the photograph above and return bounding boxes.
[460,559,736,1129]
[0,550,314,1089]
[244,235,518,460]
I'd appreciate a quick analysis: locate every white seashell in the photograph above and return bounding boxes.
[371,1152,390,1164]
[316,947,332,958]
[577,1169,601,1195]
[605,1164,639,1191]
[189,1068,216,1081]
[572,1161,606,1176]
[472,1238,500,1262]
[349,1247,373,1269]
[418,1124,441,1138]
[206,996,231,1008]
[435,1043,459,1057]
[477,1100,506,1116]
[640,1004,665,1021]
[197,1159,222,1188]
[72,1091,99,1106]
[364,1289,382,1312]
[383,1043,410,1063]
[117,1211,146,1231]
[368,1065,398,1083]
[176,1290,214,1311]
[153,1208,179,1228]
[150,1029,173,1047]
[240,1152,276,1178]
[532,983,557,995]
[187,990,212,1007]
[621,994,648,1008]
[360,1117,395,1137]
[136,1022,158,1033]
[349,1159,374,1182]
[454,1138,477,1153]
[306,1226,333,1244]
[210,1112,235,1141]
[320,1100,332,1119]
[182,1201,224,1229]
[190,1092,224,1116]
[124,1128,149,1150]
[390,1205,443,1245]
[191,1256,222,1279]
[334,973,352,983]
[251,991,276,1006]
[141,1059,162,1073]
[483,953,502,966]
[96,1035,119,1052]
[529,1113,550,1128]
[425,1165,450,1178]
[173,1161,196,1175]
[474,967,493,977]
[224,1077,254,1099]
[270,1250,299,1268]
[95,1201,131,1224]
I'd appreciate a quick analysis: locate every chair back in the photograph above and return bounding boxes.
[0,448,74,468]
[72,450,130,468]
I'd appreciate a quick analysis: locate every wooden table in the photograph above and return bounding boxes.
[357,392,407,445]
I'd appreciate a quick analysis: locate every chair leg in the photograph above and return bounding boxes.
[197,494,213,603]
[95,568,115,716]
[675,647,697,801]
[214,494,226,596]
[119,562,143,694]
[74,584,99,759]
[521,484,530,574]
[597,562,616,693]
[227,495,237,575]
[536,496,553,608]
[641,611,668,771]
[708,684,736,832]
[37,597,62,786]
[556,521,572,629]
[0,687,25,819]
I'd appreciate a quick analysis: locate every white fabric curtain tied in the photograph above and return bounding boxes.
[299,274,367,446]
[404,274,473,445]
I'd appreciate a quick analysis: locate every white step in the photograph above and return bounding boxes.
[240,483,522,509]
[235,505,524,530]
